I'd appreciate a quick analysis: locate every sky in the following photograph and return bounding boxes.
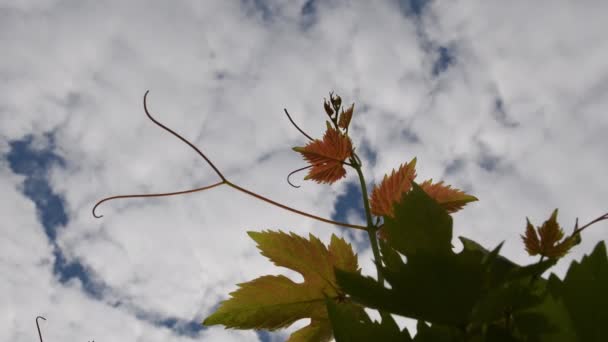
[1,0,607,341]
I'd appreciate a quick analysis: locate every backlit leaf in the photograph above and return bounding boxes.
[293,124,353,184]
[419,179,478,214]
[382,182,453,257]
[326,298,412,342]
[203,230,360,342]
[369,157,417,217]
[336,248,486,326]
[521,209,575,259]
[338,103,354,130]
[540,241,608,341]
[522,219,541,256]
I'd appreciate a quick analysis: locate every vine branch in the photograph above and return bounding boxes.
[92,91,366,231]
[226,181,366,230]
[142,90,226,181]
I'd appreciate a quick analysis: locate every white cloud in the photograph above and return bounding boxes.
[2,1,607,340]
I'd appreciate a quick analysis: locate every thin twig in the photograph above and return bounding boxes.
[284,108,314,141]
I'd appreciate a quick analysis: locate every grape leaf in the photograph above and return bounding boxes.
[540,241,608,341]
[369,157,417,217]
[521,209,575,259]
[203,230,360,342]
[419,178,478,214]
[382,182,453,257]
[336,248,486,326]
[326,298,412,342]
[336,190,486,325]
[338,103,354,130]
[293,123,353,184]
[413,321,465,342]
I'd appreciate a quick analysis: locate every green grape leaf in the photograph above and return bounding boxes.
[544,241,608,341]
[413,321,464,342]
[378,239,404,273]
[461,237,555,327]
[203,230,360,342]
[470,277,546,326]
[336,245,486,325]
[326,298,412,342]
[510,241,607,342]
[505,259,557,282]
[483,325,522,342]
[513,288,577,341]
[383,182,453,257]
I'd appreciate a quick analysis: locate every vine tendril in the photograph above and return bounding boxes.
[92,182,225,218]
[286,165,313,188]
[284,108,314,141]
[92,91,367,231]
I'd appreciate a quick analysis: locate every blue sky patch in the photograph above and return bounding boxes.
[300,0,317,30]
[432,46,455,76]
[398,0,431,18]
[6,133,208,337]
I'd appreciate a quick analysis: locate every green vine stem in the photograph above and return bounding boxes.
[351,152,384,284]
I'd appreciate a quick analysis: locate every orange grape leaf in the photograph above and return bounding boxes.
[419,179,478,214]
[203,230,360,341]
[293,124,353,184]
[338,103,354,130]
[522,219,541,255]
[369,157,417,217]
[521,209,575,259]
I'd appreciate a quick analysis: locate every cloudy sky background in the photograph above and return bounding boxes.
[2,0,607,341]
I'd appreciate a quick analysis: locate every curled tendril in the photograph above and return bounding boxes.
[92,182,225,218]
[284,108,313,141]
[286,165,313,188]
[91,91,368,231]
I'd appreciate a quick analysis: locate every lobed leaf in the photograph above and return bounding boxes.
[203,230,360,341]
[293,124,353,184]
[418,178,478,214]
[326,298,412,342]
[338,103,354,130]
[539,241,608,341]
[369,157,417,218]
[382,182,453,257]
[521,209,575,259]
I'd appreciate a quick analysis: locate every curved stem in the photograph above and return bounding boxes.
[36,316,46,342]
[93,179,365,229]
[225,181,367,230]
[143,90,226,181]
[351,153,384,284]
[284,108,314,141]
[93,182,225,218]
